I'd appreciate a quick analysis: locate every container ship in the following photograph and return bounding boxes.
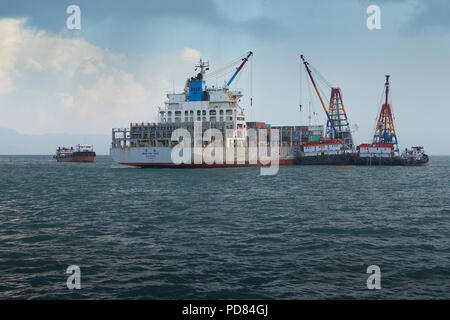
[54,144,96,162]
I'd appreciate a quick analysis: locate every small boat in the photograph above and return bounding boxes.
[54,144,96,162]
[401,146,429,166]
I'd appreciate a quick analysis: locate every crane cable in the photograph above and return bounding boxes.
[250,55,253,107]
[204,54,246,80]
[308,63,332,113]
[299,58,302,111]
[372,84,386,142]
[305,67,318,127]
[390,87,400,147]
[309,63,332,89]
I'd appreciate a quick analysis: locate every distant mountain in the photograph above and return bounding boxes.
[0,128,110,155]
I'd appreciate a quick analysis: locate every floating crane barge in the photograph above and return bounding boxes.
[354,75,428,166]
[297,55,428,166]
[296,55,355,165]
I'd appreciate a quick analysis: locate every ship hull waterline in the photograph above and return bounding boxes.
[55,152,96,163]
[110,147,296,168]
[110,148,428,168]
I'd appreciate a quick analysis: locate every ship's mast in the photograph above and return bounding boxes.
[373,75,398,152]
[328,88,354,149]
[194,58,209,80]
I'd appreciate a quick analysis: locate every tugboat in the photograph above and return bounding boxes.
[401,146,429,166]
[54,144,96,162]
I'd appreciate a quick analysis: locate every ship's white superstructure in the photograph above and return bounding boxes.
[158,58,248,145]
[77,144,94,152]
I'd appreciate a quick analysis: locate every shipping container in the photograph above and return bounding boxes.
[246,122,266,129]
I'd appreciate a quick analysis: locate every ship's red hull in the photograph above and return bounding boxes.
[56,155,95,162]
[55,151,96,162]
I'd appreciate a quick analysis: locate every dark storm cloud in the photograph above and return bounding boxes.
[360,0,450,34]
[0,0,287,39]
[405,0,450,32]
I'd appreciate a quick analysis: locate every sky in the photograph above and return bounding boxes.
[0,0,449,154]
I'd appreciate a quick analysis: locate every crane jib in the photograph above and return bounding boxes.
[226,51,253,87]
[300,55,338,138]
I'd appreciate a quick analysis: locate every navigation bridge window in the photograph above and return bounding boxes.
[175,111,181,123]
[226,109,233,122]
[160,111,166,123]
[209,110,216,123]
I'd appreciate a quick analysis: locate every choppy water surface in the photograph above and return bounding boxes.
[0,155,449,299]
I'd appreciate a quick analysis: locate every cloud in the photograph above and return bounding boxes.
[404,0,450,33]
[55,92,74,111]
[182,48,201,62]
[0,18,120,86]
[360,0,450,35]
[0,19,23,93]
[0,18,208,136]
[0,0,288,42]
[0,18,154,134]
